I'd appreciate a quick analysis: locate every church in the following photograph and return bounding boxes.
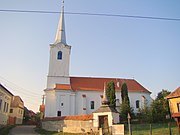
[44,1,152,118]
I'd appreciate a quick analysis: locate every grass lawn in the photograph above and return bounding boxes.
[125,123,179,135]
[35,123,179,135]
[0,125,16,135]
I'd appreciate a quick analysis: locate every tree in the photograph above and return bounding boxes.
[151,89,171,123]
[106,81,116,108]
[121,83,130,105]
[120,83,134,121]
[137,102,152,123]
[157,89,171,100]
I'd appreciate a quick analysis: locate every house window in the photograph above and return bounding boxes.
[61,103,64,107]
[57,51,62,60]
[3,102,6,112]
[136,100,140,108]
[10,109,13,113]
[0,99,2,110]
[57,111,61,116]
[177,103,180,112]
[91,101,95,109]
[6,103,9,112]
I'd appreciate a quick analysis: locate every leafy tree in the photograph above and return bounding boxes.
[106,81,116,108]
[151,89,171,123]
[137,102,152,123]
[157,89,171,100]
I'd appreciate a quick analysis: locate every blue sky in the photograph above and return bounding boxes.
[0,0,180,112]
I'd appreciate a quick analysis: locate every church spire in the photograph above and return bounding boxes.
[102,83,110,105]
[55,0,66,44]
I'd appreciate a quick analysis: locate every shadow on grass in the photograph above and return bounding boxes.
[0,125,16,135]
[34,128,82,135]
[34,128,58,135]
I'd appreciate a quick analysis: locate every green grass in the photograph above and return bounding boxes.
[35,123,179,135]
[0,125,16,135]
[125,123,179,135]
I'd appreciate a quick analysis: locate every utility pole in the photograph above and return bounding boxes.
[42,95,45,105]
[128,113,132,135]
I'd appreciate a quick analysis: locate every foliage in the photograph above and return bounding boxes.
[151,89,171,123]
[120,100,134,122]
[137,103,152,123]
[120,83,134,121]
[157,89,171,100]
[35,112,41,121]
[136,89,171,123]
[106,81,116,108]
[121,83,130,105]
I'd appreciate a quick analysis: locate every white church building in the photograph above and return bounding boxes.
[44,1,152,118]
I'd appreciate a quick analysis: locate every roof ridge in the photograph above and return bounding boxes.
[70,76,134,80]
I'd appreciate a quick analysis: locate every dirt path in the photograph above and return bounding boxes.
[9,125,40,135]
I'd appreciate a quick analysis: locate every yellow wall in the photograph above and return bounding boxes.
[9,107,24,124]
[168,97,180,113]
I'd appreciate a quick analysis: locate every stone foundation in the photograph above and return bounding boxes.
[42,114,98,133]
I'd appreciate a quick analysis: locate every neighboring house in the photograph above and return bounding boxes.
[0,83,13,127]
[44,1,152,117]
[166,87,180,132]
[23,107,36,125]
[9,96,24,124]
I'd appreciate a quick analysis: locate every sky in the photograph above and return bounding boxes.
[0,0,180,112]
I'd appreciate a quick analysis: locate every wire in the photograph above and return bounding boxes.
[0,76,42,96]
[0,9,180,22]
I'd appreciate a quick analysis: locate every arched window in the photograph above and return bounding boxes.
[57,51,62,60]
[90,101,95,109]
[136,100,140,108]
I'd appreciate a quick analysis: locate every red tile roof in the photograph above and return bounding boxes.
[55,76,151,93]
[43,114,93,121]
[166,87,180,99]
[55,84,71,90]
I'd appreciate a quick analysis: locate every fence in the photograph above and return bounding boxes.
[124,122,179,135]
[99,125,124,135]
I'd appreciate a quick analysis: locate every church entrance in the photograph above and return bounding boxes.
[98,115,109,134]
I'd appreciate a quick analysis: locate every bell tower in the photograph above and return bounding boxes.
[47,0,71,89]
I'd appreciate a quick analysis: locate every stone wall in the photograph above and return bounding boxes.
[42,114,124,134]
[42,119,98,133]
[42,114,98,133]
[112,124,124,135]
